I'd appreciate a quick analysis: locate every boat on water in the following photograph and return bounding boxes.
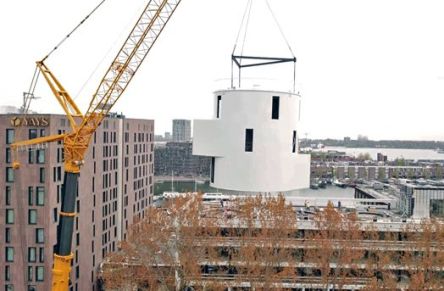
[436,148,444,154]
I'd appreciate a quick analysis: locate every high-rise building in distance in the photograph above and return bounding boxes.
[0,113,154,291]
[172,119,191,142]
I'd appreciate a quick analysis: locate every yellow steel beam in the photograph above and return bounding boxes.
[11,134,66,169]
[11,133,66,149]
[36,61,83,131]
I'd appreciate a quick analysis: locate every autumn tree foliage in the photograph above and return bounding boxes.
[101,194,444,291]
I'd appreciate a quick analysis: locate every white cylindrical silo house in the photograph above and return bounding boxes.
[193,88,310,195]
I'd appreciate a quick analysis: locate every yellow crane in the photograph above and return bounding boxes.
[11,0,183,290]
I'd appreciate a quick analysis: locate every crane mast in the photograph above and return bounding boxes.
[11,0,183,290]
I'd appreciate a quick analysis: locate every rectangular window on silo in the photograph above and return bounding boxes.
[211,157,215,183]
[245,129,254,152]
[272,96,280,119]
[216,95,222,118]
[292,130,297,153]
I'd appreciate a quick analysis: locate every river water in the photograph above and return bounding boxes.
[323,146,444,161]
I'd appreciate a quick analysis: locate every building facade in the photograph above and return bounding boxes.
[400,183,444,218]
[0,113,154,291]
[193,89,310,195]
[154,141,210,177]
[172,119,191,142]
[100,195,444,290]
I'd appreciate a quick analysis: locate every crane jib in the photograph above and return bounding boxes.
[9,0,184,290]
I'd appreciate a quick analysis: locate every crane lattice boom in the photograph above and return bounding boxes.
[11,0,183,290]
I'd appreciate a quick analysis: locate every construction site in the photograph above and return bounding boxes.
[1,0,444,291]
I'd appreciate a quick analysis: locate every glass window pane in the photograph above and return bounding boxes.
[36,150,45,164]
[36,187,45,206]
[36,229,44,243]
[431,199,444,218]
[28,149,34,164]
[6,168,14,183]
[6,209,14,224]
[6,148,11,163]
[5,186,11,206]
[39,248,44,263]
[28,247,36,262]
[28,187,34,206]
[6,129,14,144]
[6,247,14,262]
[39,168,45,183]
[36,266,44,281]
[28,266,33,282]
[5,228,11,243]
[29,129,37,139]
[5,265,10,281]
[28,210,37,225]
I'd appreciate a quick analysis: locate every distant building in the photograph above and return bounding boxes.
[377,152,388,162]
[400,183,444,218]
[348,167,356,179]
[154,132,172,142]
[357,134,368,141]
[368,167,377,180]
[354,186,398,210]
[343,136,351,145]
[172,119,191,142]
[0,106,20,114]
[154,141,210,177]
[193,89,310,195]
[357,166,367,179]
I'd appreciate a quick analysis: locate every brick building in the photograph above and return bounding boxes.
[0,113,154,291]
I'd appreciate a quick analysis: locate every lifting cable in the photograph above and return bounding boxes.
[231,0,297,91]
[264,0,295,58]
[73,0,148,101]
[21,0,108,116]
[23,66,40,113]
[42,0,108,62]
[232,0,254,67]
[232,0,295,58]
[264,0,297,92]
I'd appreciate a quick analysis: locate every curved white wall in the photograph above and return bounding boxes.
[193,89,310,193]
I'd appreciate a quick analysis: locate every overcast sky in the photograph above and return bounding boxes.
[1,0,444,140]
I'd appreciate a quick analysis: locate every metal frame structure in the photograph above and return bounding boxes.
[231,54,297,92]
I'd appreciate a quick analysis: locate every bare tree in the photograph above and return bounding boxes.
[101,194,444,290]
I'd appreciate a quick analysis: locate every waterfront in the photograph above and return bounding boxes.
[323,146,444,161]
